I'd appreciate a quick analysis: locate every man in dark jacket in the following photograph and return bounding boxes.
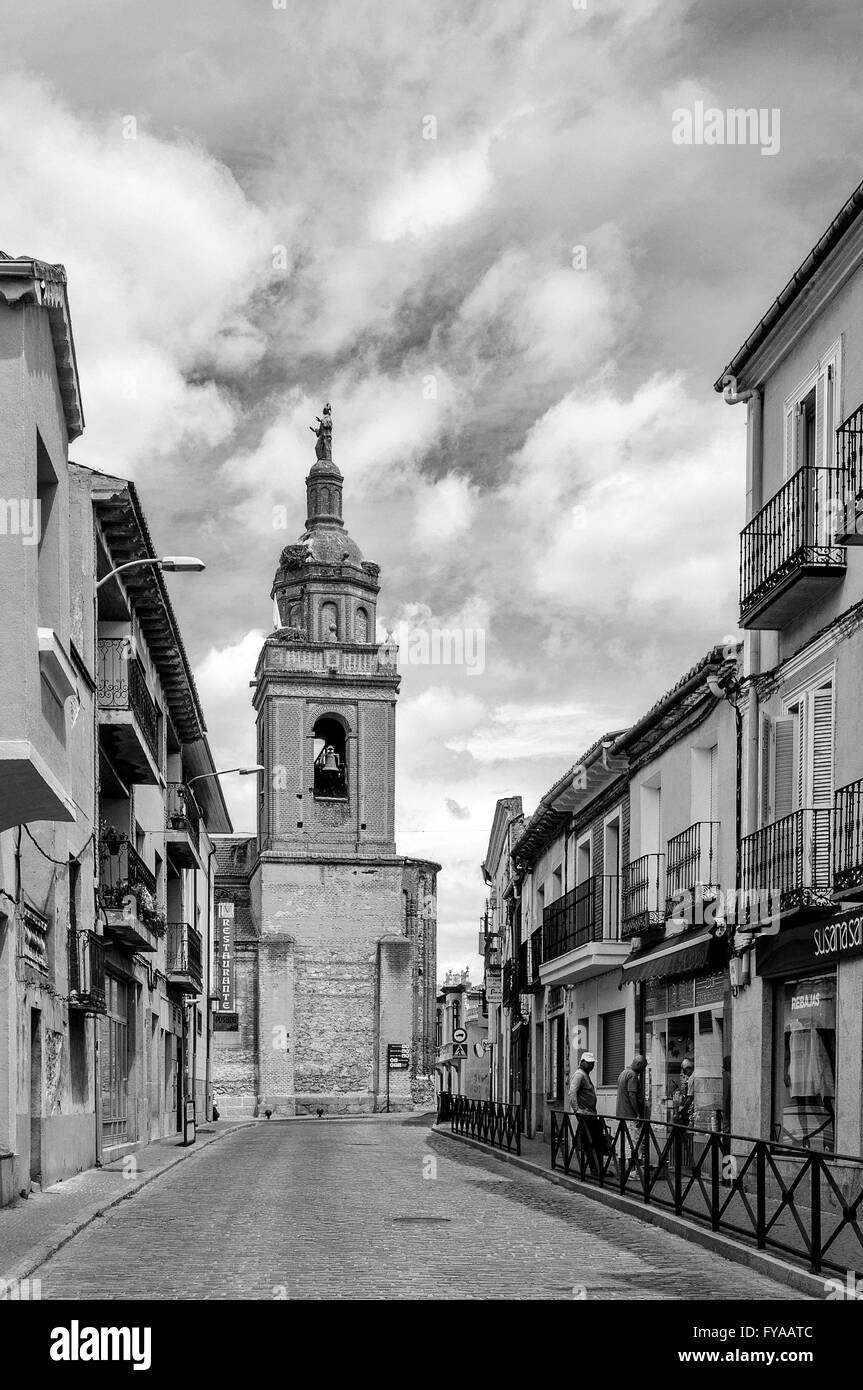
[616,1055,647,1121]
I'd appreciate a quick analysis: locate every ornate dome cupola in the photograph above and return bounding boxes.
[270,403,383,644]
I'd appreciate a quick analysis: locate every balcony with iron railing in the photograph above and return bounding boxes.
[68,929,107,1012]
[835,403,863,544]
[739,467,847,630]
[665,821,721,924]
[97,637,160,781]
[166,921,203,994]
[165,782,203,867]
[833,779,863,897]
[542,875,621,961]
[739,808,833,926]
[621,854,666,940]
[502,957,516,1008]
[98,834,161,952]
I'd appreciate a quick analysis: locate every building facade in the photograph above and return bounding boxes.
[435,970,489,1103]
[0,254,230,1205]
[213,411,439,1116]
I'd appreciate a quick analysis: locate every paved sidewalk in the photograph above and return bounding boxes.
[0,1120,254,1284]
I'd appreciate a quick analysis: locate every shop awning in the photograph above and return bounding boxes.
[621,930,723,983]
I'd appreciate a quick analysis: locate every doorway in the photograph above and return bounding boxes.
[29,1010,42,1184]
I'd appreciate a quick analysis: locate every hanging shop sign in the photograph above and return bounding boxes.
[217,901,235,1011]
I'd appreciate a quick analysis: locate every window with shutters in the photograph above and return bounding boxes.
[783,340,841,482]
[601,1008,626,1087]
[761,682,833,824]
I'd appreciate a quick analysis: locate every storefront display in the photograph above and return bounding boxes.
[643,971,726,1128]
[772,972,836,1152]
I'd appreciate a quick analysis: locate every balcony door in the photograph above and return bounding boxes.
[784,343,841,545]
[760,681,834,888]
[101,974,129,1148]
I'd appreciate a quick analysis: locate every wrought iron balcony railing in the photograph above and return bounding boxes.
[97,638,160,763]
[166,921,203,992]
[739,808,833,921]
[621,854,665,939]
[68,929,107,1012]
[739,467,846,626]
[530,927,542,985]
[833,779,863,895]
[99,837,158,907]
[836,403,863,543]
[21,904,49,972]
[502,957,516,1008]
[542,875,620,962]
[166,782,201,840]
[665,821,720,920]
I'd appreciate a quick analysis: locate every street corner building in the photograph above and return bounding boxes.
[212,408,439,1118]
[0,253,231,1207]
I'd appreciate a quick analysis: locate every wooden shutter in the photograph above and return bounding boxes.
[811,686,834,808]
[773,715,795,822]
[709,744,718,822]
[785,404,797,477]
[760,714,772,826]
[601,1009,627,1087]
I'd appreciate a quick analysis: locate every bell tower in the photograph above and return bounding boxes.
[248,404,422,1115]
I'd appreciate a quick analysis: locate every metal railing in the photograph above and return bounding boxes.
[530,927,542,985]
[166,921,203,990]
[97,638,160,763]
[837,402,863,501]
[502,958,516,1007]
[621,854,665,938]
[834,778,863,894]
[550,1111,863,1276]
[20,904,49,972]
[166,782,201,840]
[542,875,620,961]
[99,837,157,906]
[665,821,720,919]
[451,1097,522,1154]
[68,929,107,1012]
[739,466,847,618]
[739,808,832,919]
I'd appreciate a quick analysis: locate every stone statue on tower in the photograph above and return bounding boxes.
[310,402,333,461]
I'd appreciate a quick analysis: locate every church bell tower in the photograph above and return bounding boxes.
[248,404,419,1114]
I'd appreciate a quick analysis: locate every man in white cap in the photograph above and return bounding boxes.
[568,1050,606,1174]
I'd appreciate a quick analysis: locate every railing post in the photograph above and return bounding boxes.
[619,1121,627,1195]
[642,1120,651,1203]
[673,1123,683,1215]
[710,1131,721,1231]
[810,1154,822,1274]
[755,1142,766,1249]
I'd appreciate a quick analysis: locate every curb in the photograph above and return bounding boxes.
[1,1122,253,1288]
[432,1125,827,1300]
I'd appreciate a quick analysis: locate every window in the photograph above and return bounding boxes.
[783,341,841,481]
[576,835,591,884]
[451,997,460,1034]
[601,1009,626,1087]
[760,681,833,825]
[355,607,368,643]
[36,432,59,631]
[321,601,339,642]
[313,716,348,799]
[639,782,662,856]
[772,973,835,1152]
[548,1014,565,1100]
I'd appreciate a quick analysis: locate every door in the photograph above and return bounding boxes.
[100,975,129,1147]
[29,1010,42,1183]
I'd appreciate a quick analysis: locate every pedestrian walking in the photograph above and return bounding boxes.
[616,1054,647,1123]
[568,1052,607,1174]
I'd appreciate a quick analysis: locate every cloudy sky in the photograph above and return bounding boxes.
[5,0,863,979]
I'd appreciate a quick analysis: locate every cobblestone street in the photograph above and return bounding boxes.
[28,1118,804,1300]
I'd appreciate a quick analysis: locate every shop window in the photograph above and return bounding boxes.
[772,973,836,1152]
[600,1008,626,1087]
[313,716,348,800]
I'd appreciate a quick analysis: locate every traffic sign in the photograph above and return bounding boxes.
[452,1027,467,1043]
[452,1042,468,1058]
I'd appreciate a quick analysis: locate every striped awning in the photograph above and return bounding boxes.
[621,930,723,984]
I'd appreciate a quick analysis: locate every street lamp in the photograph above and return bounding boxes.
[186,765,265,789]
[96,556,206,589]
